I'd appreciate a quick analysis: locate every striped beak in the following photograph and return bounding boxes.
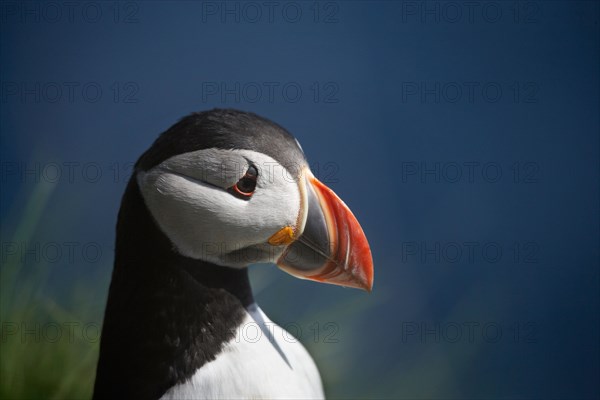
[276,172,374,292]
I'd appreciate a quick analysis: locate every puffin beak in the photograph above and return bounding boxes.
[276,172,374,291]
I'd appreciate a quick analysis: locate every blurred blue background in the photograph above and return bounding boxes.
[1,1,598,399]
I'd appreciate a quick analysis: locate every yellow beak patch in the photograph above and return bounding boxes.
[268,226,296,246]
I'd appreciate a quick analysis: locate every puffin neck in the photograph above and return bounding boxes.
[115,176,254,307]
[94,176,255,399]
[177,258,255,308]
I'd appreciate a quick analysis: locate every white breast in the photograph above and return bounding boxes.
[160,306,325,400]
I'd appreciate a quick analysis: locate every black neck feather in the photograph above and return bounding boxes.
[93,177,252,399]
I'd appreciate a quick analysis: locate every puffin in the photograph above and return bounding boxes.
[93,109,374,400]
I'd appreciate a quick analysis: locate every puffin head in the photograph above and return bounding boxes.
[135,109,373,291]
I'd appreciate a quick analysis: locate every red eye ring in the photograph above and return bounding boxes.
[228,165,258,199]
[232,181,254,197]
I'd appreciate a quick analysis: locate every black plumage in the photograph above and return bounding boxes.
[137,108,305,175]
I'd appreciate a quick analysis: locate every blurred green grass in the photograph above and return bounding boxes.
[1,181,105,400]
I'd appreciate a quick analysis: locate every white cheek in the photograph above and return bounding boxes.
[139,171,250,257]
[137,150,303,267]
[250,165,300,237]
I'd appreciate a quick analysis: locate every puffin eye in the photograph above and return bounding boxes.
[229,165,258,199]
